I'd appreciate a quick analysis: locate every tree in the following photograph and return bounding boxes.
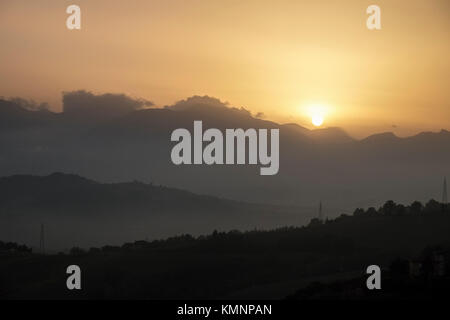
[70,247,86,256]
[425,199,441,214]
[353,208,365,216]
[381,200,396,215]
[366,207,377,216]
[394,204,406,216]
[410,201,423,215]
[308,218,323,227]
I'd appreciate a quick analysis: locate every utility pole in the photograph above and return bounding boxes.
[39,223,45,254]
[318,201,323,221]
[443,177,448,205]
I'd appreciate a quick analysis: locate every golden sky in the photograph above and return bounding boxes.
[1,0,449,138]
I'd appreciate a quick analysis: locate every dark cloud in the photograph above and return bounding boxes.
[63,90,153,118]
[166,95,252,117]
[166,95,229,111]
[7,97,50,111]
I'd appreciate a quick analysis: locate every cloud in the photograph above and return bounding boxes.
[255,112,265,119]
[166,95,252,117]
[166,95,229,111]
[62,90,153,118]
[7,97,50,111]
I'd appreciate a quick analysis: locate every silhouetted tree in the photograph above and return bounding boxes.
[394,204,406,216]
[381,200,396,215]
[366,207,377,216]
[410,201,423,215]
[308,218,323,227]
[70,247,86,256]
[425,199,441,214]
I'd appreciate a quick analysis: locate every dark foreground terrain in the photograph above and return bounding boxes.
[1,200,450,300]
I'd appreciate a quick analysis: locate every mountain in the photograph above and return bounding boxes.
[361,132,398,144]
[0,173,304,250]
[305,127,354,144]
[1,95,449,215]
[0,99,59,131]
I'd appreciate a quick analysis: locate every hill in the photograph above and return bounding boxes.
[0,173,304,250]
[1,199,449,299]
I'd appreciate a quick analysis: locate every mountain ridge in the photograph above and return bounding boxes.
[1,96,449,213]
[2,97,448,141]
[0,172,307,250]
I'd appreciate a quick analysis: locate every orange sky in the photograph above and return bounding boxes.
[1,0,449,138]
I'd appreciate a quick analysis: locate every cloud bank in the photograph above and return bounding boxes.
[63,90,153,118]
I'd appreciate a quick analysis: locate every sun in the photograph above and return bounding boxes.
[312,114,324,127]
[298,102,331,128]
[304,103,328,127]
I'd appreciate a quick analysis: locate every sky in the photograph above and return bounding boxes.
[0,0,449,138]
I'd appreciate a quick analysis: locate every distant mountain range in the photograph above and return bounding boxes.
[1,95,449,214]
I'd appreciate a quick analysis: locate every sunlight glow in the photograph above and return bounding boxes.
[304,103,329,127]
[312,114,324,127]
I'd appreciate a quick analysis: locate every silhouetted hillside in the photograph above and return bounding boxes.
[0,173,304,250]
[287,245,450,300]
[0,241,31,254]
[1,199,449,299]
